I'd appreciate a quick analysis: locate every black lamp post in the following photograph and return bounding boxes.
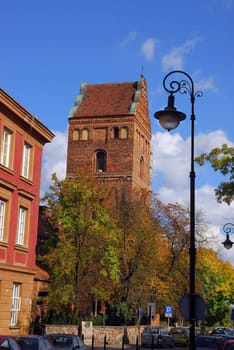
[154,70,202,350]
[222,223,234,249]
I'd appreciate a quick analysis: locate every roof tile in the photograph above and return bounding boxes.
[74,81,138,117]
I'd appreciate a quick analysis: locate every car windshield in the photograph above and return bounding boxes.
[52,337,72,347]
[213,329,233,335]
[17,338,38,350]
[171,329,183,334]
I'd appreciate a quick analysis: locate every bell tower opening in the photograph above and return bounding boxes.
[96,150,106,172]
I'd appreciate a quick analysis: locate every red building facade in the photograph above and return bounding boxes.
[0,89,54,334]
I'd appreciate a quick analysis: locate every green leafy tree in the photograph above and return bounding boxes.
[39,173,120,323]
[195,144,234,204]
[197,247,234,326]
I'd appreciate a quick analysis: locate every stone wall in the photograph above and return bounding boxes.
[45,324,145,345]
[92,325,144,345]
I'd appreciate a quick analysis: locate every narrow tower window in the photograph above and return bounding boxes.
[113,127,119,139]
[96,150,106,172]
[140,156,144,179]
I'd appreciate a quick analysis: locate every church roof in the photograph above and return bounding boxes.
[69,77,145,118]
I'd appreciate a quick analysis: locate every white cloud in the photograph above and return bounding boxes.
[161,38,202,71]
[152,130,234,264]
[40,129,67,197]
[196,76,218,92]
[196,129,234,153]
[141,38,158,61]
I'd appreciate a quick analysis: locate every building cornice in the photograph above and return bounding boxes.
[0,88,55,144]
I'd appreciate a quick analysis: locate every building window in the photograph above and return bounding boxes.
[140,157,144,179]
[81,128,89,140]
[120,127,128,139]
[113,127,119,139]
[16,207,27,245]
[1,127,12,168]
[22,143,31,179]
[73,129,80,141]
[10,283,21,326]
[96,150,106,172]
[0,199,6,241]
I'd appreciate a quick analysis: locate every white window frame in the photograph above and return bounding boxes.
[0,199,6,241]
[17,207,26,245]
[22,142,31,178]
[1,127,11,167]
[10,283,21,326]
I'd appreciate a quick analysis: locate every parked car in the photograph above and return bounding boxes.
[0,336,20,350]
[195,335,223,350]
[141,326,174,348]
[45,334,86,350]
[210,328,234,342]
[13,335,55,350]
[222,340,234,350]
[211,328,234,336]
[169,327,189,346]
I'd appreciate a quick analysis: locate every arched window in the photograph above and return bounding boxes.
[120,126,128,139]
[73,129,80,141]
[81,128,89,140]
[96,150,106,172]
[140,156,144,178]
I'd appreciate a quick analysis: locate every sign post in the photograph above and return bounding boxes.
[148,303,156,325]
[164,306,173,328]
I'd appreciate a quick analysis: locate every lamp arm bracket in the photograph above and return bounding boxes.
[162,70,203,102]
[223,222,234,234]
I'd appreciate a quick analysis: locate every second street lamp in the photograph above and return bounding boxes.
[154,70,203,350]
[222,222,234,249]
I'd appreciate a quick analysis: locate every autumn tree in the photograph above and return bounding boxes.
[195,144,234,205]
[100,188,173,324]
[151,199,191,319]
[39,173,120,323]
[151,198,217,321]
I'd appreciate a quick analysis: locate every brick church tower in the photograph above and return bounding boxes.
[66,76,152,193]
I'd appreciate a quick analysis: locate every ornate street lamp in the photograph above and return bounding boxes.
[222,223,234,249]
[154,70,203,350]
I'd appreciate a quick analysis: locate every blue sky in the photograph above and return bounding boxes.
[1,0,234,263]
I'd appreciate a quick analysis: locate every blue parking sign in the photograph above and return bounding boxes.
[165,306,173,314]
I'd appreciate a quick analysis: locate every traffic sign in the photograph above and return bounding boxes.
[148,302,156,316]
[164,306,173,317]
[179,294,206,320]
